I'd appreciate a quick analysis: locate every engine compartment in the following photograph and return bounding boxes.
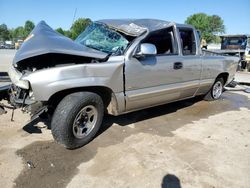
[15,53,103,72]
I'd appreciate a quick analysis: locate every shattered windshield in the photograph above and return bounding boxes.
[75,22,129,55]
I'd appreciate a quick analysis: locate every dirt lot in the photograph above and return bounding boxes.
[0,91,249,188]
[0,49,250,187]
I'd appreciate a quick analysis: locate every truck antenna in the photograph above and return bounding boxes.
[72,8,77,26]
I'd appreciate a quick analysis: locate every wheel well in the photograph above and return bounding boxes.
[48,86,113,112]
[216,72,229,84]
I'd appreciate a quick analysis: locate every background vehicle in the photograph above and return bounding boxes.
[0,41,5,49]
[219,35,250,71]
[4,41,15,49]
[0,19,239,149]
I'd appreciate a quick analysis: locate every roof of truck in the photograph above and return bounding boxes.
[98,19,175,36]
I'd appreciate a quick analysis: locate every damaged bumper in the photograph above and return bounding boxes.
[8,65,29,89]
[0,67,48,119]
[0,83,48,120]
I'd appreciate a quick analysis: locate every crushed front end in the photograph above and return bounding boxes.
[0,66,48,121]
[0,20,108,120]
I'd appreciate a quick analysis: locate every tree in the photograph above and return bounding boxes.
[64,30,72,38]
[185,13,225,43]
[12,26,25,40]
[70,18,92,39]
[56,27,65,35]
[0,24,10,41]
[24,20,35,37]
[55,28,73,38]
[209,15,225,33]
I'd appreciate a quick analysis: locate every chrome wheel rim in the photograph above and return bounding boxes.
[212,81,223,99]
[72,105,98,139]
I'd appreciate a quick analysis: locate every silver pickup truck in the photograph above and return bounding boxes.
[1,19,238,149]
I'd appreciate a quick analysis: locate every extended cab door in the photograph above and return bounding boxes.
[176,26,202,96]
[124,26,201,112]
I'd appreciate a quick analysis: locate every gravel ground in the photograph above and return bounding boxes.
[0,49,250,188]
[0,91,249,188]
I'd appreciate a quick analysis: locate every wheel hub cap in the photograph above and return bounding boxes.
[73,105,98,139]
[212,81,223,99]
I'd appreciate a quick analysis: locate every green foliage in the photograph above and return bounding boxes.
[55,18,92,39]
[70,18,92,40]
[185,13,225,43]
[56,27,65,35]
[64,30,72,38]
[1,18,92,41]
[55,28,72,38]
[1,20,35,42]
[0,24,10,41]
[11,26,25,40]
[24,20,35,36]
[213,36,222,44]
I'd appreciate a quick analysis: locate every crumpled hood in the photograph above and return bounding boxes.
[13,21,108,66]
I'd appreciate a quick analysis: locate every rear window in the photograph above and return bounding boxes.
[222,37,247,46]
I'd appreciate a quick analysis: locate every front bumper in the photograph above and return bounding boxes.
[0,68,48,120]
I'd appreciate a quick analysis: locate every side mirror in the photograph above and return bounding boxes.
[135,43,157,57]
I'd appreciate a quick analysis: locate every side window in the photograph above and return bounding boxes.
[142,27,178,55]
[179,28,197,55]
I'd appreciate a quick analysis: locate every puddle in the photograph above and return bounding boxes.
[14,92,250,188]
[15,141,96,188]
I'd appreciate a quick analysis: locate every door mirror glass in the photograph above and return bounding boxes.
[135,43,157,57]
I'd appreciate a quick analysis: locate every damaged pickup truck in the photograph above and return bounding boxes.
[0,19,238,149]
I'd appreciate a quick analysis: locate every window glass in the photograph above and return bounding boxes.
[222,37,247,46]
[75,22,129,55]
[179,29,196,55]
[142,27,178,55]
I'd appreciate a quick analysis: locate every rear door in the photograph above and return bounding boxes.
[176,27,202,97]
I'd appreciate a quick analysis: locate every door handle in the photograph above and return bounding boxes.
[173,62,183,70]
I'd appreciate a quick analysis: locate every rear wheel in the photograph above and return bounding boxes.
[204,77,224,101]
[51,92,104,149]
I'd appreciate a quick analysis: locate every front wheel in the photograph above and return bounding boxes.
[204,78,224,101]
[51,92,104,149]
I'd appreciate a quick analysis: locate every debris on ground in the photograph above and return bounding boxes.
[27,161,35,169]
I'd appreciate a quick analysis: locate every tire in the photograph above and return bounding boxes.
[204,77,224,101]
[51,92,104,149]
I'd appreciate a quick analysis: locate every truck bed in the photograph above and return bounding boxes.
[202,49,239,56]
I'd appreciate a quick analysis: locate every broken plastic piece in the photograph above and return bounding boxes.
[0,106,7,115]
[27,161,35,169]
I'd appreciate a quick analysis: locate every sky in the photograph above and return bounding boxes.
[0,0,249,34]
